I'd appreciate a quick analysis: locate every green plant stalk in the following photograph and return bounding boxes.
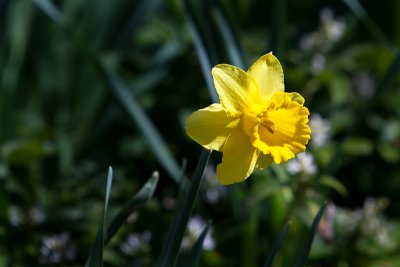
[241,204,259,267]
[269,0,287,58]
[104,171,159,246]
[157,149,211,267]
[263,222,290,267]
[293,203,327,267]
[85,167,113,267]
[0,0,33,142]
[184,0,219,103]
[186,222,210,267]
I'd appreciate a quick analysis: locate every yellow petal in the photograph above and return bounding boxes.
[216,129,259,185]
[258,92,311,163]
[212,64,260,116]
[247,52,284,102]
[185,103,240,151]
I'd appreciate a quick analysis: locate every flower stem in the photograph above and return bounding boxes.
[157,149,211,267]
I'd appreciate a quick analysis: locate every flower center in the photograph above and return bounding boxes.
[260,116,276,134]
[241,110,276,139]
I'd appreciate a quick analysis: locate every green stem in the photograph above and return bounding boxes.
[157,149,211,267]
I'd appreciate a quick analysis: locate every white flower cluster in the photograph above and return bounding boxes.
[181,215,216,251]
[309,113,331,148]
[286,152,317,176]
[120,231,152,256]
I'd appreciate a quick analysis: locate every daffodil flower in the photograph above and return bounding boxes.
[185,53,311,185]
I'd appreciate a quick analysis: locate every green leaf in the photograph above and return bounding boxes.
[248,178,289,205]
[32,0,184,183]
[105,70,183,183]
[31,0,64,24]
[184,0,219,103]
[86,167,113,267]
[213,3,246,69]
[342,0,396,52]
[263,222,290,267]
[0,0,33,142]
[292,203,327,267]
[104,171,159,245]
[375,53,400,98]
[157,149,211,267]
[342,137,373,156]
[318,176,348,197]
[269,0,287,58]
[186,222,210,267]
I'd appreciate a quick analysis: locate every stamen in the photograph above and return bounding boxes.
[261,120,275,134]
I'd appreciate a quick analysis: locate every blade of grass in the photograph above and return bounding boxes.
[213,3,246,69]
[114,0,160,49]
[32,0,183,183]
[157,149,211,267]
[292,203,327,267]
[269,0,287,58]
[0,0,33,142]
[104,171,159,245]
[184,0,219,103]
[241,205,259,267]
[86,167,113,267]
[343,0,397,53]
[375,53,400,98]
[105,70,183,182]
[31,0,64,24]
[186,222,210,267]
[263,222,290,267]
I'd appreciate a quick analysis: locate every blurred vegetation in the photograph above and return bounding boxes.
[1,0,400,266]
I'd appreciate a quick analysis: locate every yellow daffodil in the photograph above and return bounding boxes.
[185,52,311,185]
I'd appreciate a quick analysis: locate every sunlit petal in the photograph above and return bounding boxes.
[247,52,284,102]
[216,130,259,185]
[185,104,240,151]
[212,64,260,116]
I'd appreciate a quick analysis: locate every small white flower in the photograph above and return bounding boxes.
[320,8,346,42]
[286,152,317,176]
[309,114,331,148]
[354,72,376,99]
[120,231,152,256]
[202,165,227,204]
[39,232,77,264]
[181,215,216,251]
[311,54,326,74]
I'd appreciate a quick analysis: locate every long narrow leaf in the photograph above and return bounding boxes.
[186,222,210,267]
[213,4,246,69]
[293,203,327,267]
[32,0,183,183]
[104,171,159,245]
[86,167,114,267]
[31,0,64,24]
[184,0,219,103]
[343,0,397,52]
[269,0,287,58]
[375,53,400,98]
[105,70,182,182]
[263,222,290,267]
[0,0,33,142]
[157,149,211,267]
